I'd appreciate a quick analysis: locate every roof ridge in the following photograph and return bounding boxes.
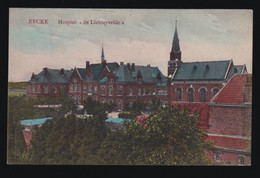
[183,60,231,64]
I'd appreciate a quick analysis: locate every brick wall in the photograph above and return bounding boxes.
[170,83,223,102]
[209,105,251,137]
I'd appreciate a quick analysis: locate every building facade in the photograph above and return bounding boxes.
[27,20,248,110]
[205,74,252,165]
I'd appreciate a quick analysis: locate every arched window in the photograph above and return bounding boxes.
[212,88,219,97]
[188,88,194,103]
[109,86,113,96]
[176,88,182,101]
[32,86,35,93]
[108,100,113,104]
[118,100,122,111]
[200,88,207,102]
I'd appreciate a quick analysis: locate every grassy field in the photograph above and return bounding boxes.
[8,89,27,96]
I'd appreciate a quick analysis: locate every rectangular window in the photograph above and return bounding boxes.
[118,86,122,96]
[101,86,106,96]
[37,86,40,93]
[238,155,245,165]
[94,85,97,93]
[78,85,80,92]
[214,152,221,162]
[44,86,48,94]
[129,88,133,96]
[138,88,141,96]
[143,88,146,95]
[88,84,92,93]
[69,84,73,92]
[148,88,151,95]
[83,85,87,93]
[32,86,35,93]
[153,87,156,95]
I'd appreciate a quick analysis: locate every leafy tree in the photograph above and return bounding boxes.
[98,104,215,165]
[29,115,110,164]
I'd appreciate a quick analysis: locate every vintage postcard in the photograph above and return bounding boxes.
[8,8,252,165]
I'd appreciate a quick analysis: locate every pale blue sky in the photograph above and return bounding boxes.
[9,9,252,81]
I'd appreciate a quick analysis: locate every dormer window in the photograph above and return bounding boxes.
[73,78,77,83]
[234,68,238,73]
[206,64,210,71]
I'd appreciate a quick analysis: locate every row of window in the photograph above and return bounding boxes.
[176,87,219,102]
[214,152,245,165]
[69,84,166,97]
[27,85,65,94]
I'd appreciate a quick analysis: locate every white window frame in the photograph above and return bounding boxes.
[214,151,221,162]
[109,86,113,96]
[101,86,106,96]
[118,86,122,96]
[238,155,245,165]
[129,88,133,96]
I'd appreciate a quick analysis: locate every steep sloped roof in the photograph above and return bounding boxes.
[28,69,73,84]
[112,65,167,84]
[76,62,119,81]
[212,74,252,104]
[173,60,231,80]
[226,65,246,81]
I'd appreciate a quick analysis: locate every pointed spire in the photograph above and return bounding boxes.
[171,18,180,52]
[101,43,105,62]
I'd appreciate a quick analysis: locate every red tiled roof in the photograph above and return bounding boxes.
[212,74,251,104]
[206,136,250,151]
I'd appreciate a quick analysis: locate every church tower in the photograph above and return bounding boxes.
[168,19,182,77]
[101,44,105,62]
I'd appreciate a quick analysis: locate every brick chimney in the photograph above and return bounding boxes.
[131,63,135,72]
[120,62,124,65]
[43,67,48,76]
[101,60,106,66]
[60,68,65,76]
[86,61,90,69]
[147,64,150,67]
[127,63,131,70]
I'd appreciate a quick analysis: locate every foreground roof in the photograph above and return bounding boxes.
[211,74,252,104]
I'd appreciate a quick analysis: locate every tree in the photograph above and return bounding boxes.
[97,104,215,165]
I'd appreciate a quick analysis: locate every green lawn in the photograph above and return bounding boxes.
[8,89,27,96]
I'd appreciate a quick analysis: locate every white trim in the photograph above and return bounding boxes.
[198,86,208,92]
[224,59,233,80]
[175,87,183,92]
[207,133,251,140]
[172,80,225,84]
[74,67,83,80]
[186,86,195,92]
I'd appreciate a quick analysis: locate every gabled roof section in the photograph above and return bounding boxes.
[76,62,119,81]
[113,65,135,83]
[112,65,167,84]
[226,65,246,81]
[27,68,73,84]
[173,60,231,81]
[211,74,252,104]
